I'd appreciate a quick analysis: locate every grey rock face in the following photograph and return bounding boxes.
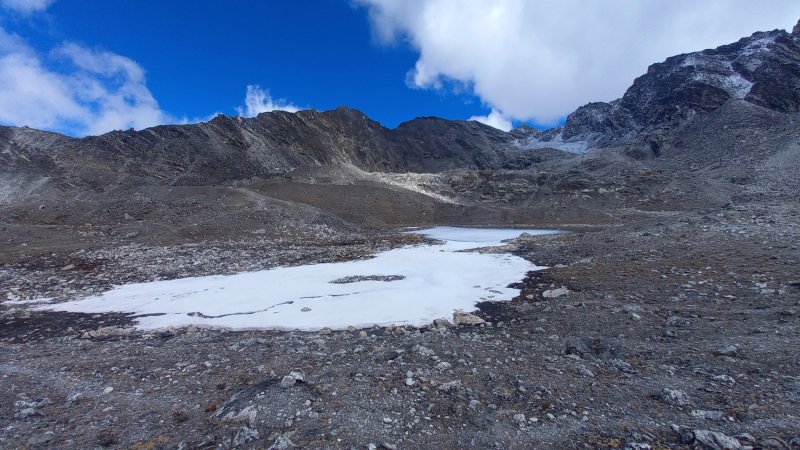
[562,26,800,150]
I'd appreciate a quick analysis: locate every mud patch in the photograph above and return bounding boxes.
[0,310,134,344]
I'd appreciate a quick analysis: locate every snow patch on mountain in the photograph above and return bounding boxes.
[513,131,589,154]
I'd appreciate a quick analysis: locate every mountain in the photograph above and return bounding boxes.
[1,20,799,233]
[520,21,800,152]
[0,107,519,194]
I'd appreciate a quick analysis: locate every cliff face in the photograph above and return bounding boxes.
[558,23,800,148]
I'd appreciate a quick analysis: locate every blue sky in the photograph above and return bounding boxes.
[25,1,479,125]
[1,0,798,136]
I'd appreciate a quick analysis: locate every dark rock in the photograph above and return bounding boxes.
[468,413,494,429]
[756,436,789,449]
[660,388,690,406]
[330,275,405,284]
[381,350,402,361]
[27,434,56,446]
[664,316,690,327]
[692,429,741,449]
[564,338,626,360]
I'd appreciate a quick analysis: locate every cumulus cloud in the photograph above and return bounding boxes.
[355,0,800,126]
[180,112,223,125]
[236,85,300,118]
[469,109,511,132]
[0,26,172,136]
[1,0,55,13]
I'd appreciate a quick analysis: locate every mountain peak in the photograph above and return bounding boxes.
[793,18,800,36]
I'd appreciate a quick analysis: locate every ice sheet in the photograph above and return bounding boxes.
[42,227,560,331]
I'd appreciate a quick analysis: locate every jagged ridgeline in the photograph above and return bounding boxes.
[1,20,799,207]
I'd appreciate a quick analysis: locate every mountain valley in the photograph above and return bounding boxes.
[1,22,799,450]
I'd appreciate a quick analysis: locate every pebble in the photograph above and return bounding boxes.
[661,388,690,406]
[280,376,296,388]
[692,429,741,450]
[65,393,84,404]
[233,427,260,447]
[16,408,37,419]
[438,380,461,392]
[714,345,738,357]
[690,410,723,421]
[711,374,735,384]
[289,368,305,382]
[453,310,485,325]
[27,434,55,446]
[542,287,570,298]
[434,318,454,328]
[267,435,295,450]
[664,316,690,327]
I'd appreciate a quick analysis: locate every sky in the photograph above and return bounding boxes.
[0,0,798,136]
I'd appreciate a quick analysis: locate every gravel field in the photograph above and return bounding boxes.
[1,201,798,450]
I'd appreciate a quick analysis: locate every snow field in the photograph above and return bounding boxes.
[42,227,561,331]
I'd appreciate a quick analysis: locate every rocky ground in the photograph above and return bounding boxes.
[0,198,798,450]
[0,230,433,308]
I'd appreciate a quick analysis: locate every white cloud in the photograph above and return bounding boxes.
[0,26,172,136]
[355,0,800,126]
[236,85,300,118]
[469,109,511,132]
[1,0,55,13]
[180,111,223,125]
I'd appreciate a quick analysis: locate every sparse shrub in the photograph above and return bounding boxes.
[95,429,117,447]
[172,410,188,422]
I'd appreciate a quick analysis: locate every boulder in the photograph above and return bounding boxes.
[453,310,485,325]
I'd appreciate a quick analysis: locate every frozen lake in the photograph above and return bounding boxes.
[42,227,562,331]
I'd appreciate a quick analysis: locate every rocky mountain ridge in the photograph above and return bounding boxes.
[0,108,517,197]
[528,23,800,151]
[2,20,800,201]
